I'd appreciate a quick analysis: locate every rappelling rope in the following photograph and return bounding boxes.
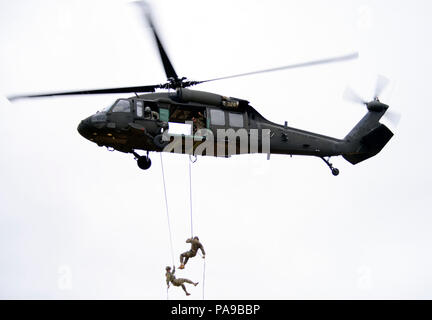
[160,153,175,267]
[189,155,206,300]
[188,156,194,238]
[160,153,205,299]
[160,153,175,300]
[202,256,206,300]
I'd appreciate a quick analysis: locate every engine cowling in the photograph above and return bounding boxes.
[176,88,247,108]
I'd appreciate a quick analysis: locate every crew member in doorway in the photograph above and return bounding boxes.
[179,236,206,269]
[144,106,159,120]
[192,112,205,133]
[144,106,152,119]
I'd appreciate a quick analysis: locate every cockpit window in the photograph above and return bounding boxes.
[229,112,244,127]
[112,99,131,113]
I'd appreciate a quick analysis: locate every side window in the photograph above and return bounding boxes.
[210,109,225,126]
[112,99,131,113]
[229,112,244,127]
[136,101,144,117]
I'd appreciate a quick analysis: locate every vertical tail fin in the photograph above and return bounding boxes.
[343,105,394,165]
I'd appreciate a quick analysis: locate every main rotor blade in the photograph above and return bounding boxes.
[135,1,178,81]
[7,85,160,101]
[197,52,359,84]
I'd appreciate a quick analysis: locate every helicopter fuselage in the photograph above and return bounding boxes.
[77,89,352,160]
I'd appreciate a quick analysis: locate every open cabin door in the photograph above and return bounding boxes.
[158,104,209,154]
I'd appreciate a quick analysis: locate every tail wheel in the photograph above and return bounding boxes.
[321,157,340,177]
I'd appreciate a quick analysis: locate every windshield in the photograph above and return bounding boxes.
[112,99,131,113]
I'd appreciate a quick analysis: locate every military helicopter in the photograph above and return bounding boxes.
[8,2,397,176]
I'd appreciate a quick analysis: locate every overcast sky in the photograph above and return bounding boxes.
[1,0,432,299]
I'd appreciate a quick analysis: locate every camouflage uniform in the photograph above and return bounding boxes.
[192,117,205,133]
[165,266,198,296]
[179,236,206,269]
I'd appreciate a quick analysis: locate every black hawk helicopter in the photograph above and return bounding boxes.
[8,2,397,176]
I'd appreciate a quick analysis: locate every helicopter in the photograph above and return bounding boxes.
[8,2,397,176]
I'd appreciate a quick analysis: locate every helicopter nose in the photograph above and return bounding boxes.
[77,117,93,139]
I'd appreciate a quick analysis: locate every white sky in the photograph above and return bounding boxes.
[0,0,432,299]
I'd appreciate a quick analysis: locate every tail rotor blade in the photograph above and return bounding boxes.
[384,109,402,127]
[343,86,366,105]
[374,75,390,99]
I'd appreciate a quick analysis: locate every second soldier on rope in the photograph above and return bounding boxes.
[165,266,198,296]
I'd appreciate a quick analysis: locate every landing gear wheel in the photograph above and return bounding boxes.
[331,168,340,176]
[137,156,152,170]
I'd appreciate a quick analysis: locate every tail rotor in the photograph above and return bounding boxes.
[343,75,401,127]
